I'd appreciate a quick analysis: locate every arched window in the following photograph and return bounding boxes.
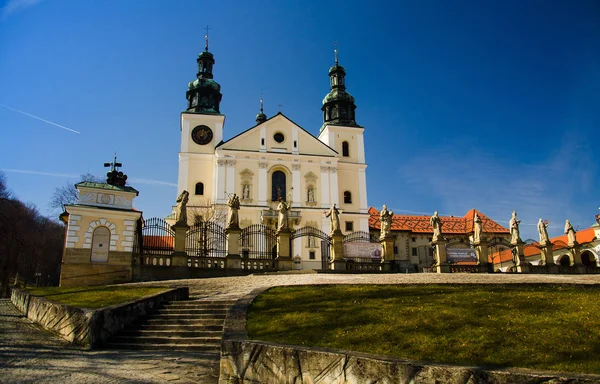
[342,141,349,157]
[91,226,110,263]
[195,182,204,195]
[272,170,286,201]
[344,191,352,204]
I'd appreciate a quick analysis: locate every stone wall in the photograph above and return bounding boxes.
[219,289,600,384]
[60,249,132,287]
[132,264,251,282]
[11,287,188,349]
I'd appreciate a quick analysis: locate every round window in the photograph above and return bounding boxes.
[273,132,285,143]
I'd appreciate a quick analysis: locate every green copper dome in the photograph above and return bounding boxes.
[185,47,222,114]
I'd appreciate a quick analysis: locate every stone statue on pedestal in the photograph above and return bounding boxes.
[473,212,482,243]
[430,211,443,242]
[538,218,549,244]
[175,190,189,225]
[509,211,521,244]
[324,203,340,235]
[277,198,291,231]
[379,205,393,238]
[565,219,577,245]
[227,193,240,228]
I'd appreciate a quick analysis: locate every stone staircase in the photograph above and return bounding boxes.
[105,297,237,352]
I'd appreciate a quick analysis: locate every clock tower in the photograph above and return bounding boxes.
[178,32,225,203]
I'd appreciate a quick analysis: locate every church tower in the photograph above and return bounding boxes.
[178,30,225,205]
[318,46,369,231]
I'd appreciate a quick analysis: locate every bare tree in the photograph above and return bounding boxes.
[0,171,10,200]
[187,199,227,226]
[49,173,103,213]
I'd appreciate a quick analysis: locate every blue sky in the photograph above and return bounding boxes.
[1,0,598,240]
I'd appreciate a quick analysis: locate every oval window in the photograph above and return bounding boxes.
[274,132,285,143]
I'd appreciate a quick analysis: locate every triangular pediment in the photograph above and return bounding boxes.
[217,113,337,157]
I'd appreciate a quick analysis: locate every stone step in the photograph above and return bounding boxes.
[148,313,226,320]
[133,324,223,332]
[156,308,228,315]
[120,329,222,338]
[111,335,222,345]
[104,342,220,352]
[145,318,225,326]
[163,303,232,310]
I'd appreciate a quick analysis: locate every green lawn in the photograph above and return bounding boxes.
[247,284,600,374]
[26,285,169,309]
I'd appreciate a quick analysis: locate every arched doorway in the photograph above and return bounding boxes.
[581,251,597,267]
[558,254,571,267]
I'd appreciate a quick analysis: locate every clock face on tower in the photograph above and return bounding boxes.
[191,125,213,145]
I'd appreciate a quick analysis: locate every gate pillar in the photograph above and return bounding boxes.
[511,240,531,273]
[276,229,293,271]
[330,232,345,271]
[432,239,450,273]
[473,239,489,272]
[380,235,395,272]
[225,228,241,269]
[171,223,189,267]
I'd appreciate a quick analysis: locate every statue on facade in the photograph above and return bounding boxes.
[277,198,291,231]
[307,188,314,203]
[430,211,443,242]
[175,190,189,225]
[324,203,341,235]
[308,235,316,248]
[509,211,521,244]
[473,212,483,243]
[227,193,240,228]
[564,219,577,245]
[242,184,250,200]
[379,205,393,238]
[538,218,549,244]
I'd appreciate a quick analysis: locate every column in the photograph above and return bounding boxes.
[292,164,301,207]
[225,159,236,197]
[320,166,330,208]
[216,159,227,204]
[258,161,267,206]
[329,167,339,206]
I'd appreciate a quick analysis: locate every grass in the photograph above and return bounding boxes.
[247,284,600,374]
[25,285,169,309]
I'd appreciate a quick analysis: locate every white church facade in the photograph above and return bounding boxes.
[174,42,369,269]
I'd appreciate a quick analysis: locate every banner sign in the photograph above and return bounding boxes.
[343,242,382,259]
[447,248,477,262]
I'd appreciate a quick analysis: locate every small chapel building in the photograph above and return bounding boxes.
[173,41,369,269]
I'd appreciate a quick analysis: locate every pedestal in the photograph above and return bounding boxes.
[539,241,554,266]
[379,235,395,263]
[473,239,489,268]
[432,239,450,273]
[171,223,189,267]
[568,243,585,272]
[276,229,292,271]
[225,227,242,269]
[330,231,345,271]
[511,240,531,272]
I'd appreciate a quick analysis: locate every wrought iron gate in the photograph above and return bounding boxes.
[185,221,228,258]
[239,224,277,260]
[290,226,332,270]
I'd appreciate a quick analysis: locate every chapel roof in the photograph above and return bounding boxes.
[368,207,509,234]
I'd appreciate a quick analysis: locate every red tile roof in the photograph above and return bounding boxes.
[488,227,598,265]
[368,207,509,235]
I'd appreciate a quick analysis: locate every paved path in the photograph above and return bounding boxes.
[2,273,599,383]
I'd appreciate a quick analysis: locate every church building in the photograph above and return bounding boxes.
[175,40,369,269]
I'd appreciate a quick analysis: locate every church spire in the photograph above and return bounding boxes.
[321,42,358,128]
[255,95,267,124]
[185,26,223,114]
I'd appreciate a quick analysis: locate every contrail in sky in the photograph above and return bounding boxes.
[0,104,80,134]
[1,168,77,178]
